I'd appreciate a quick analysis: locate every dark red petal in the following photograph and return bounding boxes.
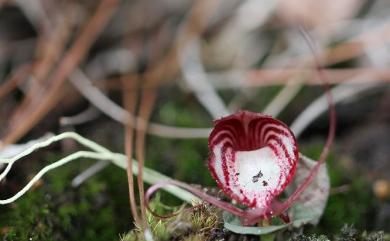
[208,111,299,209]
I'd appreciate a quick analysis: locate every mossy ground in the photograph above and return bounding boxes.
[0,88,389,240]
[0,153,131,241]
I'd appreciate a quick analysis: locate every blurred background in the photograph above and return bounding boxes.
[0,0,389,240]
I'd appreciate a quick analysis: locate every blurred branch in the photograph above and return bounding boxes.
[101,22,390,91]
[0,0,119,147]
[262,82,303,117]
[60,105,100,126]
[0,64,32,101]
[13,0,51,31]
[180,39,229,119]
[319,22,390,66]
[218,68,390,88]
[103,68,390,91]
[137,0,221,88]
[291,79,384,138]
[69,68,211,138]
[71,160,109,187]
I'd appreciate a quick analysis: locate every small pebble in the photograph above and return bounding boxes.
[373,179,390,200]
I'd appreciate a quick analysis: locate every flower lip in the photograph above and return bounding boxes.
[211,111,284,151]
[208,110,299,209]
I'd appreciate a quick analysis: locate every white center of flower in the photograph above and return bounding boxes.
[235,147,280,195]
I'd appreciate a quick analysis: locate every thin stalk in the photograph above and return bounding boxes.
[136,88,157,228]
[122,78,142,226]
[277,27,336,214]
[145,180,247,219]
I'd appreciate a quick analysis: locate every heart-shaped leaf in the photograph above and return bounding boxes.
[286,153,330,226]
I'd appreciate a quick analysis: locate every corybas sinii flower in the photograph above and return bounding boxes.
[147,109,332,226]
[208,111,299,222]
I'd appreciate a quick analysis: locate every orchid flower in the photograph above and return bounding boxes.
[208,110,298,223]
[146,27,336,227]
[146,106,334,226]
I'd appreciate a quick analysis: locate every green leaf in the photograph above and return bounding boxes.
[223,211,288,235]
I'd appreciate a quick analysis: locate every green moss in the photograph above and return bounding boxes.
[156,87,211,128]
[321,178,373,233]
[336,224,359,241]
[0,99,387,240]
[2,193,57,241]
[0,153,131,241]
[289,225,388,241]
[291,234,330,241]
[121,199,222,241]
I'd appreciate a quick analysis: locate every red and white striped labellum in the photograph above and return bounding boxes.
[208,111,299,210]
